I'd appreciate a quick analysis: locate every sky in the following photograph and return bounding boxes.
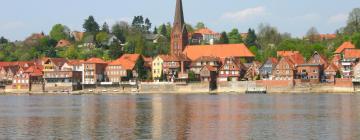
[0,0,359,41]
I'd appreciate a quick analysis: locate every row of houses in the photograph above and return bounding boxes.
[1,41,359,92]
[0,54,145,92]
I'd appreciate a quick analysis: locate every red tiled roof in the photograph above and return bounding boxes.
[319,34,336,40]
[85,58,106,64]
[68,60,85,65]
[277,51,300,57]
[158,55,180,62]
[335,42,356,54]
[277,51,304,65]
[343,49,360,59]
[45,58,68,67]
[183,44,254,61]
[202,65,217,72]
[194,28,219,35]
[325,63,339,72]
[116,54,141,70]
[25,65,43,76]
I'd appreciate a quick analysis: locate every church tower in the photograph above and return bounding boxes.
[171,0,188,56]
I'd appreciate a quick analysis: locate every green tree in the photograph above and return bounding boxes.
[108,40,123,59]
[96,32,110,45]
[0,36,9,44]
[351,32,360,49]
[101,22,110,33]
[195,22,206,29]
[153,27,158,34]
[228,29,243,44]
[132,16,152,33]
[245,28,257,47]
[160,24,167,36]
[62,45,79,59]
[188,71,198,81]
[83,16,99,34]
[111,21,129,43]
[218,31,229,44]
[50,24,70,41]
[186,24,194,33]
[144,18,152,33]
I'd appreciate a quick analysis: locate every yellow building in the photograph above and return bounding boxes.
[152,56,164,80]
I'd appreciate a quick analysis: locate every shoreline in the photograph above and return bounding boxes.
[0,89,357,96]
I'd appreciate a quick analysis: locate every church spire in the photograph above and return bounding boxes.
[171,0,188,56]
[174,0,185,27]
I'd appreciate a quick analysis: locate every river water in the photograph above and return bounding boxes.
[0,94,359,140]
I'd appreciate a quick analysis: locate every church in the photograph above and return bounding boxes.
[170,0,254,61]
[152,0,255,81]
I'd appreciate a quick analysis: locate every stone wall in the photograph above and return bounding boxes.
[44,83,80,92]
[139,82,210,93]
[257,80,293,87]
[217,81,253,93]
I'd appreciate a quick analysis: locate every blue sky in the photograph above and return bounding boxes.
[0,0,359,41]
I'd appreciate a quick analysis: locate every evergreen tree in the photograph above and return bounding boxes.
[160,24,167,36]
[0,36,8,44]
[101,22,110,33]
[83,16,99,34]
[145,18,152,33]
[153,27,158,34]
[219,32,229,44]
[245,28,257,47]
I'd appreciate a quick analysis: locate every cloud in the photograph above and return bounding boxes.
[221,6,266,22]
[328,13,347,23]
[0,21,26,31]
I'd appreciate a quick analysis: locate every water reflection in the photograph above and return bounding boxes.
[0,94,359,139]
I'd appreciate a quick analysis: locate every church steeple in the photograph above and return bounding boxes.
[171,0,188,56]
[174,0,185,27]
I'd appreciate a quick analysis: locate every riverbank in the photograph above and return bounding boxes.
[0,81,357,95]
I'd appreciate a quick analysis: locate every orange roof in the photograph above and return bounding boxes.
[325,63,339,72]
[277,51,300,57]
[25,65,43,76]
[319,34,336,40]
[343,49,360,59]
[277,51,304,65]
[68,60,85,65]
[158,55,180,62]
[202,65,217,72]
[194,28,219,35]
[116,54,141,70]
[335,42,356,54]
[183,44,254,61]
[85,58,106,64]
